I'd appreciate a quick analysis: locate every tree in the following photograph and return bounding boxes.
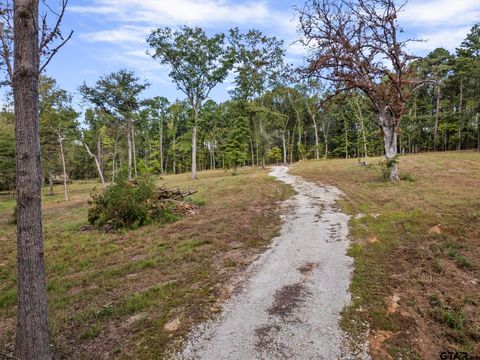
[299,0,424,181]
[228,28,286,100]
[79,70,149,179]
[39,76,79,200]
[143,96,169,174]
[0,0,72,358]
[148,26,233,180]
[224,116,249,175]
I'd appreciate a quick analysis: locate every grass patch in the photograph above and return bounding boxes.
[292,151,480,358]
[0,167,293,358]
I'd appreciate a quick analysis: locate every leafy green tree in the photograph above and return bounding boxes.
[148,26,233,179]
[79,70,149,179]
[224,116,249,175]
[39,76,79,200]
[266,146,282,165]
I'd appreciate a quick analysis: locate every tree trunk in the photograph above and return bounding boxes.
[458,78,463,151]
[48,174,54,196]
[126,125,132,179]
[381,125,400,182]
[159,119,164,174]
[233,162,238,176]
[476,113,480,151]
[306,103,320,160]
[191,106,198,180]
[131,122,137,178]
[354,99,368,160]
[433,84,441,150]
[58,134,68,201]
[250,137,255,167]
[84,143,106,187]
[281,130,287,164]
[13,0,53,358]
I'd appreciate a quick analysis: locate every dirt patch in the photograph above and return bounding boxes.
[267,283,311,320]
[429,224,442,234]
[297,262,319,275]
[368,330,394,360]
[387,294,400,314]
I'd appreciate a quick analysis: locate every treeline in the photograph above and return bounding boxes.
[0,24,479,191]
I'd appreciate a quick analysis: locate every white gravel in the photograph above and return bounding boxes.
[175,166,370,360]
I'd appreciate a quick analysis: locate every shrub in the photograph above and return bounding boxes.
[88,175,175,230]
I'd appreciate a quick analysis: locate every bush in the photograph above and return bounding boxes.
[88,175,176,230]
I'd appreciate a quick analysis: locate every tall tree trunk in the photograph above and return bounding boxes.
[48,174,54,196]
[173,136,177,174]
[344,118,349,159]
[84,143,106,187]
[306,103,320,160]
[58,134,68,201]
[250,137,255,167]
[433,84,441,150]
[191,106,198,180]
[380,118,400,182]
[13,1,53,358]
[354,98,368,160]
[159,119,164,174]
[476,113,480,151]
[97,137,103,174]
[281,130,287,164]
[126,125,132,179]
[458,78,463,151]
[131,122,137,178]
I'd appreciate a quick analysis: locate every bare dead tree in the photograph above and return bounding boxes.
[0,1,72,359]
[298,0,425,181]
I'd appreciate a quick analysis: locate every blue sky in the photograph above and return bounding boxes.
[43,0,480,109]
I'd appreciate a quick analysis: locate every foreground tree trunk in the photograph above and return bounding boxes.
[14,0,53,359]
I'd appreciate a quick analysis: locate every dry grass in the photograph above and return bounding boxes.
[291,151,480,359]
[0,167,293,359]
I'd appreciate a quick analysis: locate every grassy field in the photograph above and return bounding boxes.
[291,151,480,359]
[0,168,293,359]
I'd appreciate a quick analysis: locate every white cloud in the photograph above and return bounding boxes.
[406,27,471,54]
[81,26,151,43]
[400,0,480,26]
[71,0,290,28]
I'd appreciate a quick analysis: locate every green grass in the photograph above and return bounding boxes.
[291,151,480,359]
[0,167,293,358]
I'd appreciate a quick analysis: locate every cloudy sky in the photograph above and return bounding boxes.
[45,0,479,107]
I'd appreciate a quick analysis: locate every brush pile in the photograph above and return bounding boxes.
[87,176,198,231]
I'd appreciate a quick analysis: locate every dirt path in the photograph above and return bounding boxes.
[176,166,370,360]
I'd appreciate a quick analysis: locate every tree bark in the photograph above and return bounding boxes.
[159,118,164,174]
[48,174,54,196]
[131,122,137,178]
[433,84,441,150]
[126,124,132,179]
[281,130,287,164]
[191,106,198,180]
[84,143,106,186]
[381,124,400,181]
[13,1,53,359]
[58,134,68,201]
[305,100,320,160]
[458,78,463,151]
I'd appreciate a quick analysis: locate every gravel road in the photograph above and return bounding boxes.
[176,166,370,360]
